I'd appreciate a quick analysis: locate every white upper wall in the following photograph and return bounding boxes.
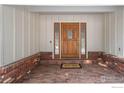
[0,5,3,66]
[104,7,124,57]
[0,5,40,66]
[40,13,104,52]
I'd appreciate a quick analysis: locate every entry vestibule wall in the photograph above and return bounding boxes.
[1,5,124,66]
[0,5,3,66]
[0,5,40,66]
[104,7,124,57]
[40,14,105,55]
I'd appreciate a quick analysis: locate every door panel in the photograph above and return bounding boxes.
[61,23,79,58]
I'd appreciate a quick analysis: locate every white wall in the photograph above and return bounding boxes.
[116,8,124,56]
[123,9,124,56]
[104,13,116,55]
[3,6,15,65]
[104,7,124,57]
[1,5,124,66]
[0,6,40,66]
[0,5,3,66]
[40,14,104,53]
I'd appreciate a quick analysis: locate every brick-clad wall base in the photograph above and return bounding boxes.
[81,54,86,59]
[102,53,124,74]
[40,51,103,60]
[40,52,52,60]
[40,51,104,64]
[40,59,83,65]
[40,52,124,75]
[88,51,103,60]
[1,51,124,83]
[0,53,41,83]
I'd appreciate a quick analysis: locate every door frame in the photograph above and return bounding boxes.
[54,22,87,59]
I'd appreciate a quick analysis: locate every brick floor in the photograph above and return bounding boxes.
[22,63,124,83]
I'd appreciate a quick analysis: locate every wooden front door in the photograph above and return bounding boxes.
[61,23,79,58]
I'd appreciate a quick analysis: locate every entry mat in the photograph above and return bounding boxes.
[61,63,82,69]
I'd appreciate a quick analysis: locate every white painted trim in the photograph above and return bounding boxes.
[52,18,54,59]
[79,23,81,59]
[86,22,88,59]
[60,22,61,59]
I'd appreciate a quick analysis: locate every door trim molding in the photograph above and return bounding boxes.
[60,22,62,59]
[79,23,81,59]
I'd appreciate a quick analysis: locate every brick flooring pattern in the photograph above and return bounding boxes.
[22,63,124,83]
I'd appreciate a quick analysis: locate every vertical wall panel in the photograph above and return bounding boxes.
[15,9,23,60]
[34,14,38,53]
[104,13,114,54]
[24,10,29,57]
[40,15,47,51]
[108,13,112,53]
[123,9,124,56]
[1,6,41,66]
[33,14,36,54]
[46,15,53,51]
[110,13,116,55]
[28,12,31,56]
[104,14,109,53]
[3,6,14,65]
[30,13,36,55]
[0,6,3,66]
[116,9,123,56]
[30,13,33,54]
[51,15,54,56]
[37,15,40,52]
[29,13,40,55]
[22,9,25,58]
[104,8,124,56]
[34,14,37,54]
[35,14,40,53]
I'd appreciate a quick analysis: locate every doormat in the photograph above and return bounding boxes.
[61,63,82,69]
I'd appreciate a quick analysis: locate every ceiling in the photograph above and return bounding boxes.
[4,5,123,13]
